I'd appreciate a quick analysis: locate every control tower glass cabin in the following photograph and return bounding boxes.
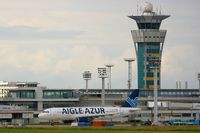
[129,2,170,89]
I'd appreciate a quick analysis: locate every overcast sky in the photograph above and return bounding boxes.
[0,0,199,89]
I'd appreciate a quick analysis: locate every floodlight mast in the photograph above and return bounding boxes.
[105,64,114,89]
[98,68,108,106]
[124,58,135,89]
[83,71,92,99]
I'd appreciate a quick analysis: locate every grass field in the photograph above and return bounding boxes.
[1,126,200,133]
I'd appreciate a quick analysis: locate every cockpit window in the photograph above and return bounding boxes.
[42,111,49,113]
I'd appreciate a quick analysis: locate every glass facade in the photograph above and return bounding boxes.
[138,42,161,89]
[43,90,74,99]
[137,23,160,29]
[139,89,200,97]
[138,44,145,89]
[43,101,76,109]
[16,90,35,99]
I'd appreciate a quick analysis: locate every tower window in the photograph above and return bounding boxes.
[137,23,160,29]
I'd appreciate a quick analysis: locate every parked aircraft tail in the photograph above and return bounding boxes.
[122,89,139,108]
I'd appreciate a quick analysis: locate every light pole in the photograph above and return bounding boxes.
[83,71,92,99]
[98,68,108,106]
[198,73,200,92]
[147,57,161,125]
[124,58,135,89]
[105,64,114,89]
[153,67,158,124]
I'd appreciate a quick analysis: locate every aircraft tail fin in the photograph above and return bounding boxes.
[122,89,139,108]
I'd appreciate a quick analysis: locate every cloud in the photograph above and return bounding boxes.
[0,26,83,40]
[162,44,200,89]
[0,43,134,88]
[0,0,199,89]
[53,45,108,74]
[0,45,55,73]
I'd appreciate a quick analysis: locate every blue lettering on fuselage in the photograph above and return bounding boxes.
[85,108,90,114]
[79,108,83,114]
[62,107,105,115]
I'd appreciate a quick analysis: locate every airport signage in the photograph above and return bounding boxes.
[62,107,105,115]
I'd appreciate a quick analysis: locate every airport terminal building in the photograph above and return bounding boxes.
[0,81,200,124]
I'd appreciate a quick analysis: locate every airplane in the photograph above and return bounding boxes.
[38,89,140,124]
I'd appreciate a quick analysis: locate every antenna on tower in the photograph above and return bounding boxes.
[156,7,158,14]
[140,6,142,14]
[156,0,161,15]
[137,0,139,15]
[159,5,162,15]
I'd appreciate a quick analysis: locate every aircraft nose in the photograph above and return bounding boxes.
[38,113,43,118]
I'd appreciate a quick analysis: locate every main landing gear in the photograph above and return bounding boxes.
[49,120,54,126]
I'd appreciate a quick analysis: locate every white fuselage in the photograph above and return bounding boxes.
[38,107,140,121]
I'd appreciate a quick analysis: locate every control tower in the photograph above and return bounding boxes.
[129,2,170,89]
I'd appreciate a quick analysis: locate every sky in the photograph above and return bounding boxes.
[0,0,199,89]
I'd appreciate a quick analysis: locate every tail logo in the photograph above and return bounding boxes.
[126,97,138,107]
